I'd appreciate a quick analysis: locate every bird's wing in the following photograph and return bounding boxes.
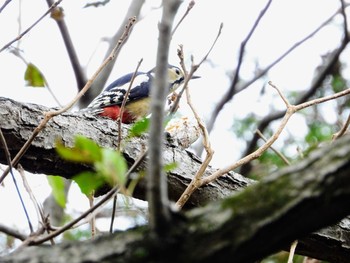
[87,72,151,110]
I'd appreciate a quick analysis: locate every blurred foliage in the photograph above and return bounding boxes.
[232,114,257,141]
[303,121,333,155]
[163,162,178,172]
[331,74,346,93]
[63,227,92,241]
[24,63,45,87]
[128,117,150,138]
[47,176,66,208]
[56,135,127,196]
[262,251,328,263]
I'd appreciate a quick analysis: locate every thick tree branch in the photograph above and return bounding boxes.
[2,133,350,262]
[0,97,250,208]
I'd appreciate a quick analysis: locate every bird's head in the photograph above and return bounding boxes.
[168,65,200,92]
[168,65,185,91]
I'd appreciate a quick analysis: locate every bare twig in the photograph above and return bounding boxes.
[255,129,290,166]
[339,0,349,39]
[172,23,222,208]
[88,195,96,238]
[171,23,223,115]
[0,129,33,233]
[206,0,272,133]
[0,0,13,13]
[82,0,145,107]
[110,59,143,233]
[201,82,350,185]
[117,58,143,150]
[332,112,350,140]
[174,23,223,208]
[17,165,55,245]
[204,3,350,151]
[0,224,27,241]
[171,0,195,36]
[0,17,136,185]
[240,28,350,175]
[45,0,87,91]
[0,0,63,53]
[288,240,298,263]
[23,134,149,246]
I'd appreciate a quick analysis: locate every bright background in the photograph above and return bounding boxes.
[0,0,347,252]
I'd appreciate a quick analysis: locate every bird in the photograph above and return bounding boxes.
[84,65,194,124]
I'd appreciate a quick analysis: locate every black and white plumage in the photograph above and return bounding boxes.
[84,65,186,123]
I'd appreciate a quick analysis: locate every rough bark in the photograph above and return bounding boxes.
[0,97,250,207]
[1,97,350,262]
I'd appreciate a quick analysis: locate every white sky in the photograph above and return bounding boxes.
[0,0,347,240]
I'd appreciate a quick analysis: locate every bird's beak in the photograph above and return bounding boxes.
[191,75,200,79]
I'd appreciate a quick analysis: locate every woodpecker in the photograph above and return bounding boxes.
[85,65,191,123]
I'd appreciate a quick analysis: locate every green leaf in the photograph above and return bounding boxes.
[95,149,127,186]
[164,162,178,172]
[73,171,106,196]
[128,118,150,138]
[305,122,332,145]
[74,135,102,162]
[47,176,66,208]
[56,136,102,163]
[331,75,346,93]
[24,63,45,87]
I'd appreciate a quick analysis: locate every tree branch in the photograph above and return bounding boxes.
[45,0,87,91]
[0,97,251,208]
[240,36,350,175]
[2,133,350,262]
[80,0,145,107]
[147,0,181,236]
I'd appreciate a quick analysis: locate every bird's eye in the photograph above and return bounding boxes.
[175,68,180,75]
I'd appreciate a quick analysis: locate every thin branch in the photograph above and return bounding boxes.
[288,240,298,263]
[256,129,290,166]
[10,50,62,107]
[332,112,350,140]
[45,0,87,91]
[23,131,149,246]
[174,23,223,208]
[0,0,63,53]
[206,0,272,133]
[0,129,33,233]
[234,9,340,96]
[205,3,350,146]
[0,224,27,241]
[171,23,223,114]
[117,59,143,150]
[17,165,55,245]
[81,0,145,107]
[0,17,136,185]
[201,83,350,185]
[240,31,350,175]
[339,0,349,39]
[0,0,13,13]
[171,0,195,36]
[294,86,350,111]
[110,59,143,233]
